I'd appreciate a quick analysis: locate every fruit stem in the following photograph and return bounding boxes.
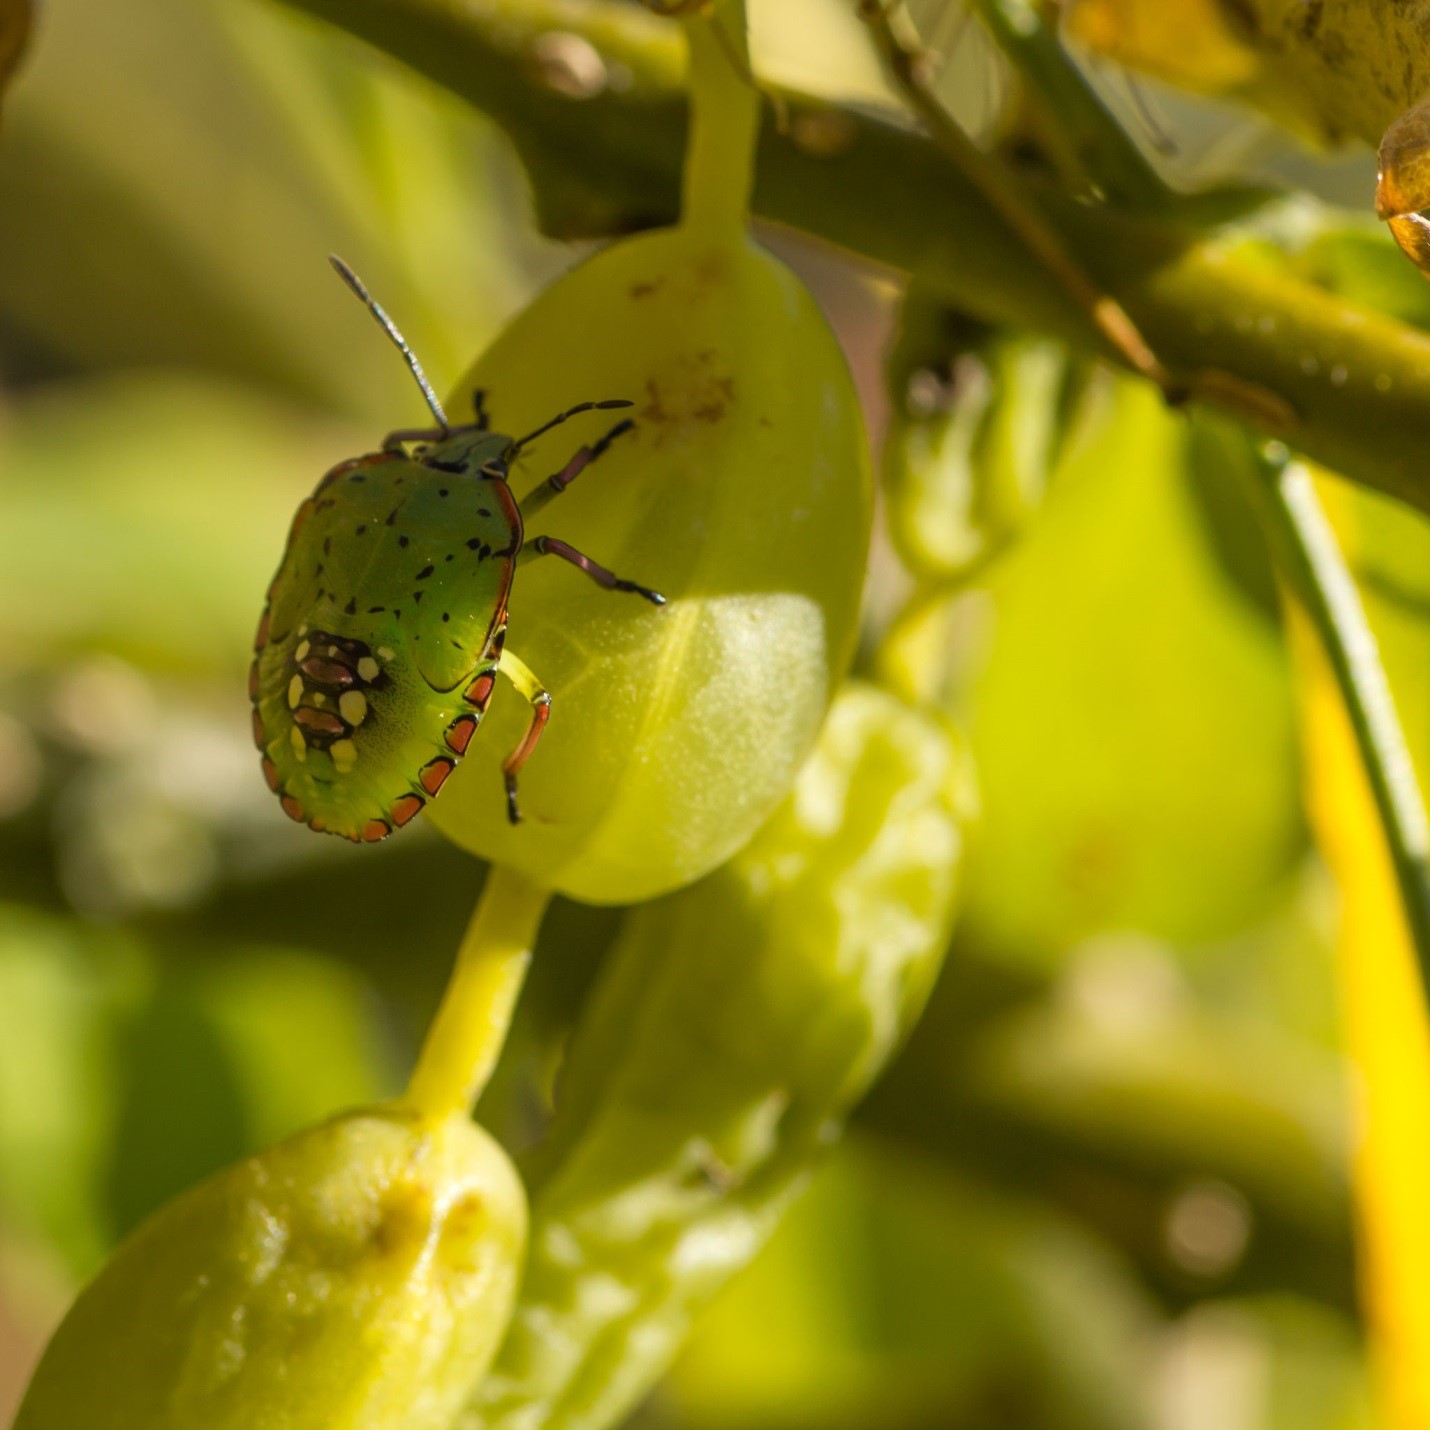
[680,0,757,241]
[404,863,551,1120]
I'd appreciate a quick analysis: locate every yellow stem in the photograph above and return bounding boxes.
[680,0,757,241]
[1296,613,1430,1427]
[404,863,551,1120]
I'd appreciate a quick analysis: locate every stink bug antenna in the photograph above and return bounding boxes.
[510,399,634,455]
[328,255,450,432]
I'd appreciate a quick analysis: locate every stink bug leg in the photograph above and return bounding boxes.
[520,417,635,522]
[497,650,552,824]
[382,425,448,453]
[520,536,666,606]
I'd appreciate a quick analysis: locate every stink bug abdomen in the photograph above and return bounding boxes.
[253,449,518,842]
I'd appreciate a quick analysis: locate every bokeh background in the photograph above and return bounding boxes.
[1,0,1426,1425]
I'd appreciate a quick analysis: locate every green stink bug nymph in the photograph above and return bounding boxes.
[251,257,665,844]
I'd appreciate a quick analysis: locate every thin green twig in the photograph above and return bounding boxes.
[860,0,1174,393]
[1250,450,1430,991]
[964,0,1169,208]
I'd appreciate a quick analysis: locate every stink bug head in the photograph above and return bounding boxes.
[250,258,661,843]
[417,428,513,478]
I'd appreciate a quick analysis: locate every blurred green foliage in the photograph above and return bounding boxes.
[0,0,1423,1425]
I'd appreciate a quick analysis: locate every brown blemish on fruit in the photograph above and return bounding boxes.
[371,1178,434,1255]
[639,378,670,427]
[438,1192,488,1273]
[640,366,735,435]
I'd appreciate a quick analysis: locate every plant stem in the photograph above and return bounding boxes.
[277,0,1430,520]
[404,863,551,1120]
[1249,452,1430,997]
[965,0,1168,209]
[680,0,756,241]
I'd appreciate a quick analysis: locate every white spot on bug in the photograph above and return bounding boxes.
[339,691,368,726]
[290,726,308,761]
[295,640,311,662]
[376,647,395,662]
[330,739,358,773]
[358,657,381,682]
[312,692,328,707]
[298,624,309,637]
[287,675,304,709]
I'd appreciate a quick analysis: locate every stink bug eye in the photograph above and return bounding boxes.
[250,258,665,844]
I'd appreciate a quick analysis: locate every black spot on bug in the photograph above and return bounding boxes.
[349,474,366,482]
[413,591,424,604]
[480,543,493,560]
[399,536,410,548]
[466,538,482,550]
[386,508,399,525]
[445,554,454,562]
[477,508,491,518]
[367,605,386,614]
[439,489,449,497]
[323,537,331,556]
[355,524,366,536]
[315,563,324,577]
[442,612,450,622]
[344,598,357,615]
[416,565,434,580]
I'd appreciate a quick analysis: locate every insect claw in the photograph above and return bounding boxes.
[618,581,667,606]
[505,777,522,825]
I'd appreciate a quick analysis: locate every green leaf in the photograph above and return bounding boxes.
[668,1140,1158,1430]
[963,380,1303,954]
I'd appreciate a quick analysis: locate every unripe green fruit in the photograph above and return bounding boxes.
[464,681,975,1430]
[16,1106,526,1430]
[427,228,871,904]
[884,289,1074,584]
